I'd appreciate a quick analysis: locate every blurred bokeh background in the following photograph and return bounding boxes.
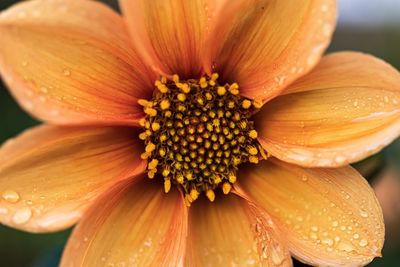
[0,0,399,266]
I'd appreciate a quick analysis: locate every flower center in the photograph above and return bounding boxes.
[138,74,267,205]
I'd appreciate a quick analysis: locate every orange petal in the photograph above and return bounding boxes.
[0,0,156,126]
[373,167,400,240]
[256,52,400,167]
[119,0,218,78]
[185,194,292,266]
[0,125,145,233]
[205,0,336,101]
[238,160,384,266]
[60,179,187,267]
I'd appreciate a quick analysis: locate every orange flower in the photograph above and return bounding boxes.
[0,0,399,266]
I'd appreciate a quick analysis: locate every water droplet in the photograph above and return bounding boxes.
[359,239,368,247]
[337,241,355,252]
[12,207,32,225]
[360,210,369,218]
[63,69,71,76]
[332,221,339,227]
[40,87,48,93]
[309,232,318,240]
[144,238,152,248]
[2,190,20,203]
[311,226,319,232]
[322,238,334,246]
[334,155,346,165]
[353,233,360,239]
[384,96,389,103]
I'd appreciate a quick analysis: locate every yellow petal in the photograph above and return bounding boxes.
[0,125,145,233]
[60,179,187,267]
[205,0,336,101]
[185,194,292,266]
[0,0,156,125]
[256,52,400,167]
[238,160,384,266]
[120,0,217,78]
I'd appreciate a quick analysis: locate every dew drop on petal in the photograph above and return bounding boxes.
[63,69,71,77]
[322,238,334,246]
[337,241,355,252]
[2,190,20,203]
[359,239,368,247]
[359,210,369,218]
[12,207,32,225]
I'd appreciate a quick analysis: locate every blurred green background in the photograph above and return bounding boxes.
[0,0,399,266]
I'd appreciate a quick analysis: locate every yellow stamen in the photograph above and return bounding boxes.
[148,159,158,170]
[211,73,219,81]
[138,99,151,107]
[164,179,171,193]
[249,156,259,164]
[181,83,190,93]
[206,189,216,202]
[217,86,226,96]
[242,99,252,109]
[176,174,184,184]
[229,83,239,95]
[172,74,180,83]
[151,122,161,131]
[139,132,148,140]
[140,152,150,159]
[139,118,147,127]
[248,146,258,155]
[222,182,232,194]
[186,172,194,181]
[144,107,157,117]
[190,189,199,201]
[177,93,186,102]
[147,169,156,179]
[162,167,170,177]
[160,99,170,110]
[214,175,222,184]
[145,142,156,153]
[253,99,263,109]
[249,129,258,139]
[260,148,268,160]
[228,173,237,183]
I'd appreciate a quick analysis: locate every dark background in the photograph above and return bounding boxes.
[0,1,399,266]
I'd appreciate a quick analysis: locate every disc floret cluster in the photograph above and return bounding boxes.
[138,74,267,205]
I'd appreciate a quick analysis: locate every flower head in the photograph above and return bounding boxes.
[0,0,399,266]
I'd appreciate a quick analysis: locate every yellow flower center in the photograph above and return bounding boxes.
[138,74,267,204]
